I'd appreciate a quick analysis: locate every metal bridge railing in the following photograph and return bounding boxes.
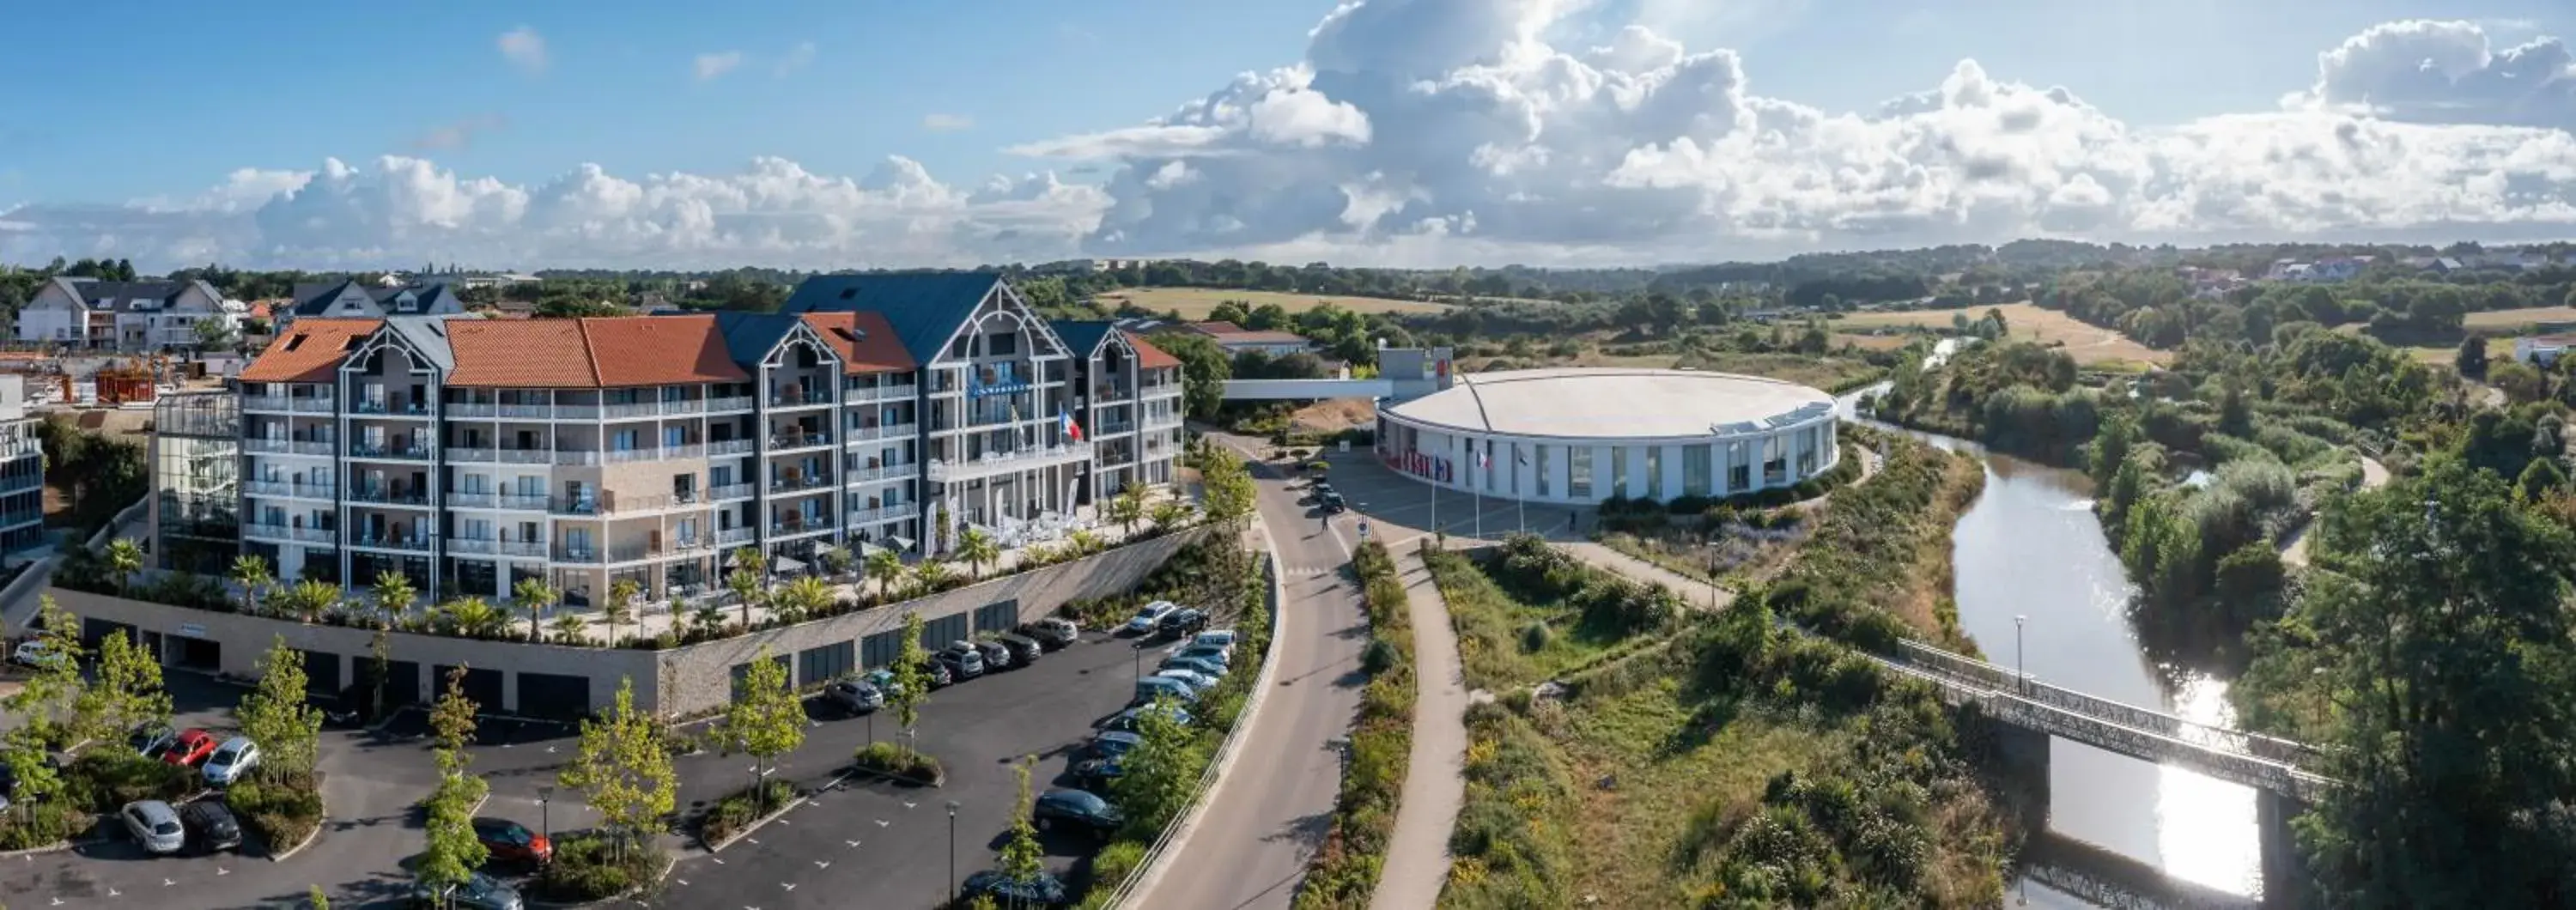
[1893,641,2324,767]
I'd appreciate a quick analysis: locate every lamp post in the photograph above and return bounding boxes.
[2014,615,2027,695]
[1708,558,1722,611]
[945,799,962,902]
[537,786,553,848]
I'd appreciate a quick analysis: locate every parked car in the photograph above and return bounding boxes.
[1123,600,1181,635]
[1131,676,1200,707]
[1158,656,1228,679]
[10,640,67,670]
[1032,789,1123,836]
[936,641,987,680]
[1019,617,1079,649]
[472,816,554,867]
[182,800,244,853]
[202,737,261,786]
[920,658,955,689]
[1172,644,1233,670]
[1069,753,1128,792]
[120,799,185,854]
[1152,669,1221,693]
[1192,629,1240,652]
[827,678,884,713]
[1081,731,1144,761]
[972,639,1015,671]
[993,633,1044,664]
[1156,608,1209,638]
[1099,703,1194,734]
[129,721,177,759]
[161,729,220,767]
[410,871,525,910]
[1318,492,1348,514]
[961,870,1070,907]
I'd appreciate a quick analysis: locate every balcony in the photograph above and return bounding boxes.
[707,396,755,414]
[449,402,498,418]
[447,537,496,555]
[349,441,434,461]
[769,387,833,410]
[926,441,1094,483]
[769,519,831,537]
[842,422,914,444]
[602,402,661,421]
[348,398,431,418]
[711,482,756,501]
[1096,420,1135,436]
[846,505,907,526]
[707,439,756,457]
[491,493,550,512]
[498,403,554,420]
[606,543,661,564]
[497,448,554,465]
[843,463,920,484]
[1091,385,1135,402]
[346,487,431,507]
[659,398,708,416]
[1145,413,1184,430]
[447,447,497,463]
[244,523,336,545]
[551,545,602,564]
[769,470,836,494]
[349,533,435,554]
[245,438,337,457]
[241,395,293,413]
[769,430,834,452]
[447,491,497,509]
[846,383,918,403]
[550,496,605,517]
[716,526,756,547]
[552,450,600,467]
[1141,381,1182,398]
[555,404,601,421]
[499,540,547,559]
[605,447,669,464]
[246,480,333,500]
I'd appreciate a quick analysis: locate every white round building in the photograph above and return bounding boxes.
[1373,367,1841,505]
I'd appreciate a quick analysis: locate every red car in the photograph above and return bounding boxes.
[472,816,552,866]
[160,729,219,767]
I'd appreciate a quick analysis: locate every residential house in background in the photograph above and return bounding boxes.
[1172,320,1314,356]
[278,279,466,329]
[14,276,236,350]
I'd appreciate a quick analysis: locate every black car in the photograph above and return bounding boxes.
[1031,789,1123,836]
[1318,492,1348,514]
[973,639,1015,671]
[1018,617,1079,649]
[962,870,1069,907]
[993,633,1044,664]
[920,658,955,689]
[185,800,245,853]
[1156,608,1209,638]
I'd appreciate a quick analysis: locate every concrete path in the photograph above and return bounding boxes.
[2279,454,2390,569]
[1368,545,1469,910]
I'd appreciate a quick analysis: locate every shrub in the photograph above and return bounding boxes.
[61,751,194,813]
[1359,638,1402,675]
[532,831,671,901]
[852,742,945,781]
[225,772,325,853]
[1519,621,1552,653]
[698,779,800,846]
[0,799,94,850]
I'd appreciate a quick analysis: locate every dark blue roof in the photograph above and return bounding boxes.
[1048,320,1115,356]
[782,271,1003,362]
[709,312,806,367]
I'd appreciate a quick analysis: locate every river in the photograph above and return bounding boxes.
[1839,385,2261,907]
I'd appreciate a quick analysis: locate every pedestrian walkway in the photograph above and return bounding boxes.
[1558,542,1736,613]
[1369,544,1469,910]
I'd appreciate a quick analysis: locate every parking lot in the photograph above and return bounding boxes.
[1,619,1180,908]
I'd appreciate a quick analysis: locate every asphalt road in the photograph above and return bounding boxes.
[1131,437,1370,910]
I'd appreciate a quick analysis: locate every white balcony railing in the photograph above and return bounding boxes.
[448,402,497,418]
[846,506,907,526]
[707,439,756,457]
[447,537,496,555]
[843,463,920,484]
[845,383,919,403]
[717,526,756,546]
[926,442,1094,483]
[497,448,553,465]
[602,402,660,420]
[447,447,497,463]
[552,450,600,467]
[707,396,755,413]
[499,540,547,559]
[245,523,337,545]
[711,482,756,501]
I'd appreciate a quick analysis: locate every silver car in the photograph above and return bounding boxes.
[121,799,185,854]
[202,737,260,786]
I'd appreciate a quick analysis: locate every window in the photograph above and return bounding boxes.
[1684,445,1711,496]
[1535,446,1552,497]
[1569,446,1593,499]
[1643,447,1662,500]
[988,333,1018,355]
[612,429,640,452]
[1728,441,1750,491]
[1610,447,1628,497]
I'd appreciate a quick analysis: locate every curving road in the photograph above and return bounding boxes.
[1130,436,1371,910]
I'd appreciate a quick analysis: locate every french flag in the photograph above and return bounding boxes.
[1060,409,1084,442]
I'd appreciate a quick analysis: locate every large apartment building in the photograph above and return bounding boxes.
[0,375,43,555]
[233,273,1182,608]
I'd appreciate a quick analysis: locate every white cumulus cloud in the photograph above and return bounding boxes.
[695,51,744,82]
[11,3,2576,270]
[498,27,548,76]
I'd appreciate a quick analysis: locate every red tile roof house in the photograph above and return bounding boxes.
[231,272,1186,614]
[1174,320,1315,356]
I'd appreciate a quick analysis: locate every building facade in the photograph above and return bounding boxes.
[234,273,1182,606]
[0,376,43,555]
[15,277,236,350]
[151,391,242,574]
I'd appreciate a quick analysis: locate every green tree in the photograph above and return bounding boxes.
[721,646,805,814]
[602,577,641,646]
[912,559,955,592]
[1148,498,1190,531]
[77,629,170,744]
[933,503,953,555]
[1106,485,1145,537]
[372,570,416,628]
[2276,456,2576,905]
[773,574,834,623]
[192,315,240,353]
[818,545,854,579]
[1109,695,1201,832]
[1197,446,1257,528]
[238,635,323,782]
[511,576,558,643]
[230,554,274,614]
[417,791,489,907]
[4,597,85,750]
[2455,334,2490,380]
[999,755,1047,885]
[429,666,482,778]
[888,612,931,755]
[369,623,394,720]
[280,579,340,623]
[548,610,588,644]
[558,677,677,864]
[435,596,507,639]
[307,884,330,909]
[1153,332,1230,420]
[726,547,767,631]
[103,537,143,594]
[956,527,999,581]
[864,548,904,601]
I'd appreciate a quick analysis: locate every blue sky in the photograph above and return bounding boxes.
[4,0,2574,269]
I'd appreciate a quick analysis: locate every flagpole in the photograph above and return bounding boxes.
[1473,450,1484,540]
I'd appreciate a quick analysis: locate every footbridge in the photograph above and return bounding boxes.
[1875,640,2334,800]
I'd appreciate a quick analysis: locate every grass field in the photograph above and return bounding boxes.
[2465,306,2576,330]
[1092,287,1455,318]
[1834,301,2169,367]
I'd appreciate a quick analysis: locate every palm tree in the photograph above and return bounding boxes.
[912,560,955,593]
[283,579,340,624]
[728,548,768,631]
[1068,530,1103,556]
[228,554,273,615]
[371,570,416,628]
[511,577,559,643]
[1150,498,1191,531]
[602,578,641,648]
[1107,485,1145,537]
[957,527,999,581]
[818,545,854,579]
[864,549,904,602]
[104,537,143,594]
[548,611,588,645]
[775,575,834,623]
[691,603,726,638]
[438,597,507,639]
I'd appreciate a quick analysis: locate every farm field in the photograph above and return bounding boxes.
[1834,301,2170,367]
[2464,306,2576,330]
[1093,287,1455,318]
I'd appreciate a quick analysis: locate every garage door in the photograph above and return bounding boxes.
[80,617,137,652]
[434,664,505,713]
[729,653,793,702]
[972,599,1020,634]
[516,673,592,721]
[296,649,342,696]
[365,658,423,709]
[921,614,969,648]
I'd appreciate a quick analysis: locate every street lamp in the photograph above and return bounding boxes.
[946,799,963,901]
[536,786,553,848]
[2014,615,2027,695]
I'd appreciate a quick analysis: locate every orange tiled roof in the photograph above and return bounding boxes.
[240,318,381,383]
[445,316,751,388]
[800,312,917,375]
[1126,331,1181,369]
